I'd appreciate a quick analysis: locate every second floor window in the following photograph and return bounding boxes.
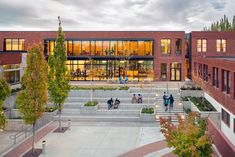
[161,39,171,54]
[197,39,207,52]
[222,70,230,94]
[213,67,219,88]
[5,38,25,51]
[175,39,182,54]
[203,64,208,82]
[216,39,226,52]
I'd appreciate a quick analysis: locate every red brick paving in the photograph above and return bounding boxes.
[118,140,167,157]
[3,122,57,157]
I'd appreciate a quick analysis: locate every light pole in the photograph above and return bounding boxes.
[89,58,93,102]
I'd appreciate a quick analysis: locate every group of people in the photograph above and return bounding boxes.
[107,98,120,109]
[163,92,174,112]
[131,94,143,103]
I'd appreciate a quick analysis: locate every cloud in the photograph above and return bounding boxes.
[0,0,234,32]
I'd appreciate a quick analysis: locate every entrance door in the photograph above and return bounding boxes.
[170,63,181,81]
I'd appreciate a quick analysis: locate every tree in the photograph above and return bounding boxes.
[160,112,213,157]
[48,16,70,131]
[0,78,11,130]
[207,15,235,31]
[16,44,48,154]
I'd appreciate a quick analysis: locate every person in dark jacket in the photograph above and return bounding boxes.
[169,94,174,110]
[107,98,113,109]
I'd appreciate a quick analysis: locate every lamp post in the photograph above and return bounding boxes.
[89,58,93,103]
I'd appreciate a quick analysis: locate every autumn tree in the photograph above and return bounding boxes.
[48,16,70,131]
[16,44,48,154]
[160,112,213,157]
[0,78,11,130]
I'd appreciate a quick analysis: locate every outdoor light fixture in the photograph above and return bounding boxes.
[138,60,144,63]
[102,60,107,63]
[155,115,159,119]
[181,115,185,119]
[155,93,159,97]
[178,102,182,106]
[120,60,125,63]
[155,104,160,108]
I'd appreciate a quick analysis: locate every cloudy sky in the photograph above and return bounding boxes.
[0,0,234,32]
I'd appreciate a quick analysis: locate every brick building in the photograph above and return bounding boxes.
[0,31,234,153]
[191,31,235,147]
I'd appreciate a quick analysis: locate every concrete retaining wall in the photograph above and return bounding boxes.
[180,90,204,97]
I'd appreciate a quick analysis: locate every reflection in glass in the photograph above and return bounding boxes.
[73,41,81,56]
[103,41,109,56]
[95,41,102,56]
[81,41,90,56]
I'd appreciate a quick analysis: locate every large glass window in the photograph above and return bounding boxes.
[95,41,102,56]
[5,38,25,51]
[175,39,182,54]
[103,41,110,56]
[161,63,167,79]
[198,63,202,79]
[90,41,95,56]
[145,41,152,56]
[123,40,130,56]
[222,70,227,92]
[197,39,207,52]
[222,108,230,127]
[217,39,226,52]
[170,63,181,81]
[110,41,117,56]
[3,64,20,84]
[117,40,123,56]
[73,41,81,56]
[161,39,171,54]
[138,41,145,56]
[47,41,55,55]
[67,41,73,56]
[130,41,138,55]
[81,41,90,56]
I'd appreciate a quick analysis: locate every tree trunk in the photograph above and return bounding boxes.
[59,103,62,131]
[32,122,36,154]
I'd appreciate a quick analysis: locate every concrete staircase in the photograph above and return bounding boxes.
[54,88,184,122]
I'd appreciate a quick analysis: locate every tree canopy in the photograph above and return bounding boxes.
[203,15,235,31]
[16,44,48,124]
[0,78,11,129]
[160,112,213,157]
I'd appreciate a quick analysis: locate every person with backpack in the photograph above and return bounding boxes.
[169,94,174,111]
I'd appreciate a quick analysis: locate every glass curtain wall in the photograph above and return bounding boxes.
[66,60,153,81]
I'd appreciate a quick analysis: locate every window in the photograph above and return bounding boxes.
[198,64,202,79]
[4,38,25,51]
[222,109,230,127]
[110,41,117,56]
[175,39,182,54]
[3,64,20,85]
[47,40,55,55]
[222,70,230,94]
[197,39,207,52]
[73,41,81,56]
[213,67,219,88]
[216,39,226,52]
[160,63,167,79]
[130,41,138,55]
[145,41,153,56]
[81,41,90,56]
[161,39,171,54]
[170,63,181,81]
[194,62,197,76]
[203,64,208,82]
[234,118,235,133]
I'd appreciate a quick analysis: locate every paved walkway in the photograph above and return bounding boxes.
[2,122,57,157]
[118,140,167,157]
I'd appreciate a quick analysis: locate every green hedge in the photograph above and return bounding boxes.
[119,86,129,90]
[70,86,117,90]
[84,101,98,106]
[188,97,216,111]
[180,86,202,90]
[141,107,154,114]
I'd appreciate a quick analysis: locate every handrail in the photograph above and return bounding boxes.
[9,125,32,145]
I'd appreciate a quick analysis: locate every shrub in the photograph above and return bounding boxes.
[184,108,191,114]
[181,97,190,101]
[84,101,98,106]
[180,86,202,90]
[119,86,129,90]
[11,88,22,94]
[141,107,154,114]
[189,97,216,111]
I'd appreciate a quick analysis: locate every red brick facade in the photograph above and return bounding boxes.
[191,31,235,115]
[0,52,22,65]
[0,31,187,81]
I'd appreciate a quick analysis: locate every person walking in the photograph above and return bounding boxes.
[163,92,169,111]
[169,94,174,111]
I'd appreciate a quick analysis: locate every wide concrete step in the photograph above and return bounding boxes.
[65,97,155,103]
[63,102,83,109]
[62,109,81,115]
[98,103,155,110]
[95,109,140,116]
[56,115,141,122]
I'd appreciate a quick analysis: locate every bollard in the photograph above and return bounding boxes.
[68,119,71,130]
[42,140,46,155]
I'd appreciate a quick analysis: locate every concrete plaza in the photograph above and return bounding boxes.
[35,122,167,157]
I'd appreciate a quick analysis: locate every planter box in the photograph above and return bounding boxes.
[180,90,204,97]
[187,100,220,128]
[139,108,156,122]
[80,103,98,114]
